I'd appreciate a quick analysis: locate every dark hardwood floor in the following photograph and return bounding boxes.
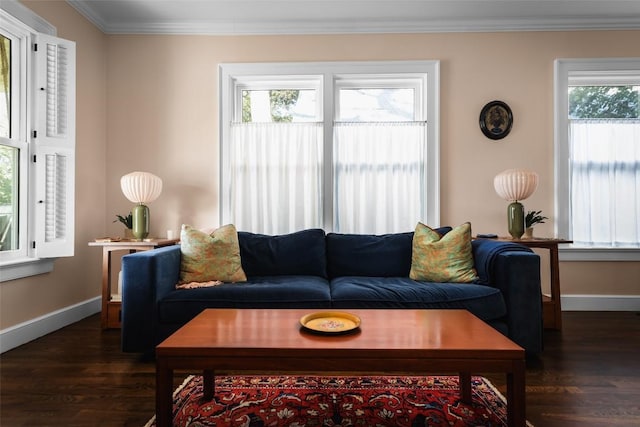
[1,311,639,426]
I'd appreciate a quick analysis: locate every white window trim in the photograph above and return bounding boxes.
[554,58,640,262]
[1,12,30,263]
[0,257,55,281]
[0,3,75,281]
[219,60,440,232]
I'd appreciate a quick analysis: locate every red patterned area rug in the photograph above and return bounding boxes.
[145,375,533,427]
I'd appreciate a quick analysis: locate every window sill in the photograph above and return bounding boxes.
[0,258,55,282]
[559,246,640,262]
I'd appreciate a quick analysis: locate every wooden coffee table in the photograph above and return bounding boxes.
[155,309,526,427]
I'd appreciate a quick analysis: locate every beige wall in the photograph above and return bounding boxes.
[105,31,640,298]
[0,1,107,330]
[2,1,638,331]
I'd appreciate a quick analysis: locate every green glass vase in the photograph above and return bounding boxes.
[131,204,150,240]
[507,201,524,239]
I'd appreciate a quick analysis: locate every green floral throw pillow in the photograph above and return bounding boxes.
[179,224,247,284]
[409,222,478,283]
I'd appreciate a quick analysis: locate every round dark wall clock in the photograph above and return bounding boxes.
[479,100,513,140]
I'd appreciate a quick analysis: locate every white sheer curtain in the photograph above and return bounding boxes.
[333,122,425,234]
[569,119,640,247]
[230,122,323,235]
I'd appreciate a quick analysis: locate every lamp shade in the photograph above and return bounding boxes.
[493,169,538,202]
[120,171,163,204]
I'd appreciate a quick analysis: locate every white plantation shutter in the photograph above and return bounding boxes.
[33,34,75,257]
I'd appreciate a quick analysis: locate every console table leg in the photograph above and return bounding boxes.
[549,246,563,330]
[100,248,111,329]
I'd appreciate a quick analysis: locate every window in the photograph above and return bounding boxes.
[554,58,640,261]
[0,5,75,281]
[220,61,439,235]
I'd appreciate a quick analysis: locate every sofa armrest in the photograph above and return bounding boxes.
[472,239,543,354]
[121,245,181,353]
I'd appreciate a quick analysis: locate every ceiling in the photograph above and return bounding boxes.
[67,0,640,35]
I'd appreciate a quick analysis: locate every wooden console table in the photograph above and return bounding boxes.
[494,237,572,330]
[89,238,179,329]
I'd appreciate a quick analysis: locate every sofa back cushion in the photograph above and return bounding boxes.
[238,229,327,278]
[327,227,452,278]
[326,232,412,278]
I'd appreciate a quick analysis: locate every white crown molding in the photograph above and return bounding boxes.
[99,19,640,36]
[1,0,56,35]
[66,0,109,31]
[66,0,640,35]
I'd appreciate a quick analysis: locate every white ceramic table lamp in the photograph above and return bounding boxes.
[120,171,162,240]
[493,169,538,239]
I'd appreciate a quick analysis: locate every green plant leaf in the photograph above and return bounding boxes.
[525,210,548,228]
[114,213,133,229]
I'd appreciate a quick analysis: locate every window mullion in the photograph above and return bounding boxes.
[322,71,333,231]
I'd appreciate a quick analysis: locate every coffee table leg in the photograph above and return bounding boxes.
[459,372,472,404]
[507,360,526,427]
[155,359,173,427]
[203,369,215,400]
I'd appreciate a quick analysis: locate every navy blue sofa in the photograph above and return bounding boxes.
[121,228,542,355]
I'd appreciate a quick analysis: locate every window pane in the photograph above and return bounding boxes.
[334,122,425,234]
[242,89,317,123]
[569,86,640,119]
[230,122,323,235]
[0,35,10,138]
[338,88,415,122]
[0,145,18,251]
[569,119,640,247]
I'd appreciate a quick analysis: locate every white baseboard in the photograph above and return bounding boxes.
[561,294,640,311]
[0,296,101,354]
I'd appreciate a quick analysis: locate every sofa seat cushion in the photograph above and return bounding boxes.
[159,276,332,324]
[329,277,506,322]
